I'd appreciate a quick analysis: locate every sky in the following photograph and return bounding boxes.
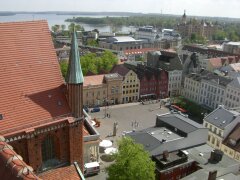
[1,0,240,18]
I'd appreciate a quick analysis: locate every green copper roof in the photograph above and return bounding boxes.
[66,29,84,84]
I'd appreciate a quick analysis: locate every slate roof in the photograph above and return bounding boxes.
[157,113,204,133]
[110,64,130,76]
[204,106,240,129]
[0,21,71,135]
[186,70,232,86]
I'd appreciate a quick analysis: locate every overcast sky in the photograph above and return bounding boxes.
[1,0,240,18]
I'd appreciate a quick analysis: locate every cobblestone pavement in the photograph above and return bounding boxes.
[86,102,170,180]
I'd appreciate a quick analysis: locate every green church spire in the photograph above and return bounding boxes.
[66,27,84,84]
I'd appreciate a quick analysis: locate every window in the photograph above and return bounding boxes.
[205,122,208,128]
[208,135,211,141]
[42,135,55,163]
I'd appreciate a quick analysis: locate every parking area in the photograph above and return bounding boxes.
[86,102,170,180]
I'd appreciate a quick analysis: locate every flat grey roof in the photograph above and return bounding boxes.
[127,127,183,153]
[182,144,240,180]
[204,106,239,129]
[157,113,204,133]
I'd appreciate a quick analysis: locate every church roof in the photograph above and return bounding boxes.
[0,135,41,180]
[66,29,84,84]
[0,20,71,135]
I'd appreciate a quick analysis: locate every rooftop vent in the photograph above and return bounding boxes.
[214,117,218,120]
[0,114,3,120]
[222,121,226,124]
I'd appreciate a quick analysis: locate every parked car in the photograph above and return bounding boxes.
[84,162,100,176]
[91,106,100,113]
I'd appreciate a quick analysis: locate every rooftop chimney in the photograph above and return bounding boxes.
[163,150,169,161]
[208,170,217,180]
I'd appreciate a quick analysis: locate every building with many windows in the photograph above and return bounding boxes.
[203,106,240,150]
[176,11,217,40]
[111,64,140,103]
[223,42,240,55]
[99,36,143,51]
[83,73,123,107]
[183,70,233,110]
[147,51,183,96]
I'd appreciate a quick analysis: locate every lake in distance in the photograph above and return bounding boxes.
[0,13,136,33]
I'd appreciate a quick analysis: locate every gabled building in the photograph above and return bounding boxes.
[83,73,123,107]
[221,123,240,161]
[124,61,168,100]
[147,50,183,96]
[0,21,85,179]
[203,105,240,150]
[111,64,140,103]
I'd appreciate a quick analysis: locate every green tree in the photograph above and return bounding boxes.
[212,30,226,40]
[61,24,66,31]
[51,25,58,32]
[59,61,68,78]
[87,39,99,47]
[68,22,84,32]
[107,137,155,180]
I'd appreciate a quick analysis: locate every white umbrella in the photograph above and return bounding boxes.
[99,140,112,148]
[104,147,118,155]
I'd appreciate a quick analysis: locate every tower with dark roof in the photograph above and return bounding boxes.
[66,28,84,118]
[182,10,187,24]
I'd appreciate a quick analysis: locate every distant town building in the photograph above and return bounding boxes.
[176,11,217,40]
[99,36,143,51]
[135,26,159,43]
[199,56,240,72]
[223,42,240,55]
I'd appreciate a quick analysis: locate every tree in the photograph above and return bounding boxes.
[61,24,66,31]
[68,22,84,32]
[212,30,226,40]
[59,61,68,78]
[107,137,155,180]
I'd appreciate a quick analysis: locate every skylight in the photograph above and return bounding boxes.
[0,114,3,120]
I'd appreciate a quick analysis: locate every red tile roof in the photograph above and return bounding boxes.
[209,56,238,68]
[0,21,71,135]
[0,135,41,180]
[83,75,104,87]
[38,165,80,180]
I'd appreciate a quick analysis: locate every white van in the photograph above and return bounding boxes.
[84,162,100,176]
